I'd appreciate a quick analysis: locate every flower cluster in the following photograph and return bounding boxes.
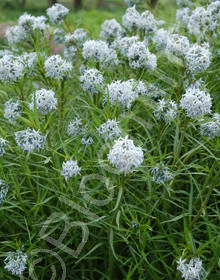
[97,119,121,140]
[154,98,178,123]
[4,250,27,275]
[107,135,144,175]
[29,89,57,115]
[166,34,190,57]
[79,68,105,94]
[67,117,86,136]
[46,3,69,25]
[6,13,48,46]
[65,28,87,47]
[0,55,24,84]
[61,160,81,181]
[176,1,220,37]
[0,138,7,157]
[105,80,139,109]
[44,55,73,79]
[15,128,45,153]
[200,113,220,139]
[100,19,124,40]
[4,99,21,124]
[127,41,157,69]
[180,87,212,119]
[177,257,206,280]
[150,163,173,184]
[0,180,9,204]
[82,40,119,68]
[185,43,211,74]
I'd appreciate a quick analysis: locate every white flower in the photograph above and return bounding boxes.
[100,19,124,40]
[122,6,141,31]
[97,119,121,140]
[177,257,206,280]
[138,10,157,33]
[4,250,27,275]
[29,89,57,115]
[112,35,139,57]
[15,128,45,153]
[127,41,157,69]
[105,80,139,109]
[61,160,81,181]
[64,46,77,61]
[4,99,21,124]
[180,86,212,119]
[82,40,119,68]
[154,98,178,123]
[0,138,7,157]
[46,4,69,25]
[185,43,211,74]
[166,34,190,57]
[107,135,144,175]
[200,113,220,139]
[0,55,24,84]
[5,25,27,45]
[79,68,105,94]
[81,135,93,145]
[152,28,169,50]
[32,16,49,31]
[0,180,9,204]
[151,163,173,184]
[44,55,73,79]
[67,117,86,136]
[65,28,87,47]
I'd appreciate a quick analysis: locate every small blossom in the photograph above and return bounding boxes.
[0,55,24,84]
[4,249,27,275]
[200,113,220,139]
[44,55,73,79]
[154,98,178,123]
[131,220,140,228]
[122,6,141,31]
[177,257,206,280]
[150,163,173,184]
[46,4,69,25]
[65,28,87,47]
[79,68,105,94]
[97,119,121,140]
[61,160,81,181]
[15,128,45,153]
[185,43,211,74]
[82,40,119,68]
[112,35,139,57]
[127,42,157,70]
[107,135,144,175]
[67,117,86,136]
[81,135,94,145]
[105,80,139,109]
[0,138,7,157]
[5,25,27,46]
[4,99,21,124]
[100,19,124,40]
[29,89,57,115]
[180,86,212,119]
[0,180,9,204]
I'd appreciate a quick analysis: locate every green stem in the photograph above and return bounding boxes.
[172,117,189,168]
[189,166,220,230]
[108,176,126,278]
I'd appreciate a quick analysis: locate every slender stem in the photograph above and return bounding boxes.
[189,166,220,230]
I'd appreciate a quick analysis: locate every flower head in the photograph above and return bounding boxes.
[15,128,45,153]
[61,160,81,181]
[44,55,73,79]
[79,68,105,94]
[29,89,57,115]
[46,4,69,25]
[0,180,9,204]
[97,119,121,140]
[150,163,173,184]
[177,257,206,280]
[180,86,212,119]
[0,138,7,157]
[4,99,21,124]
[4,249,27,275]
[107,135,144,175]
